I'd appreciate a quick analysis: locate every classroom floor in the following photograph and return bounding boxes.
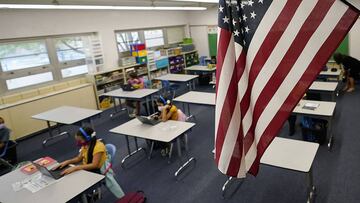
[14,84,360,203]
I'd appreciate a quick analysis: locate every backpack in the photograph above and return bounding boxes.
[301,116,327,145]
[116,191,146,203]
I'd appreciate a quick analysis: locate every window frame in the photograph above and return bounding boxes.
[0,33,94,93]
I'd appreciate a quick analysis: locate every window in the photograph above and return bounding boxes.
[116,32,141,52]
[61,65,88,78]
[55,37,86,62]
[55,36,89,78]
[0,40,50,71]
[6,72,54,90]
[144,29,164,48]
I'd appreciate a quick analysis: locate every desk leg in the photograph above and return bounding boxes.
[110,98,127,118]
[192,80,196,90]
[307,168,316,203]
[145,97,151,116]
[186,103,195,121]
[327,117,334,150]
[121,136,146,168]
[174,136,196,179]
[42,121,69,146]
[221,177,244,199]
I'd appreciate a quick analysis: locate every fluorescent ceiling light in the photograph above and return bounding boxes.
[171,0,218,3]
[0,4,207,11]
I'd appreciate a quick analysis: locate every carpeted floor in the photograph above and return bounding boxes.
[12,83,360,203]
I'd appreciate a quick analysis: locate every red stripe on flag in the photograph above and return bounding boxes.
[243,0,336,154]
[215,29,232,95]
[247,8,359,176]
[224,51,247,176]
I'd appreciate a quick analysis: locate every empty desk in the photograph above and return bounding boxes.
[308,81,338,101]
[222,137,319,202]
[173,91,215,118]
[155,74,199,91]
[102,88,159,117]
[293,99,336,149]
[110,119,196,178]
[32,106,102,146]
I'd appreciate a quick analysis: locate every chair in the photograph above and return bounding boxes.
[0,141,9,158]
[161,80,179,100]
[106,144,117,164]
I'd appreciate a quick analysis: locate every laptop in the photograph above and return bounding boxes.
[33,162,70,180]
[136,115,161,125]
[121,84,136,91]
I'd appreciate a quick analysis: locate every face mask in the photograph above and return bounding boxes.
[0,124,5,129]
[158,106,165,111]
[76,140,88,147]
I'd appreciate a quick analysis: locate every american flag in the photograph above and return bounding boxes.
[215,0,359,178]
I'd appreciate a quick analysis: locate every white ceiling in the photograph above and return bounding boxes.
[0,0,217,7]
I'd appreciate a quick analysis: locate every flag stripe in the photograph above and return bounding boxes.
[248,1,354,175]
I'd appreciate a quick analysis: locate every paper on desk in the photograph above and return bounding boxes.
[304,103,320,108]
[23,173,56,193]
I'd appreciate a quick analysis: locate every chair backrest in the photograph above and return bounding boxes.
[105,144,117,164]
[0,141,9,158]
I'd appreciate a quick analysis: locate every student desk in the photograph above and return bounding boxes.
[308,81,339,101]
[293,99,336,149]
[32,106,102,146]
[173,91,215,118]
[102,88,159,117]
[319,68,341,78]
[154,74,199,91]
[0,168,104,203]
[110,119,196,178]
[221,137,319,202]
[185,65,216,74]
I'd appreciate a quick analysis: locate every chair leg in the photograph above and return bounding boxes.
[168,143,174,162]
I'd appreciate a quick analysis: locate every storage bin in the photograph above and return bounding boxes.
[183,38,193,44]
[136,56,147,64]
[156,58,169,69]
[132,50,147,57]
[130,43,146,51]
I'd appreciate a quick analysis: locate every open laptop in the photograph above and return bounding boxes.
[136,115,161,125]
[33,162,70,180]
[121,84,136,91]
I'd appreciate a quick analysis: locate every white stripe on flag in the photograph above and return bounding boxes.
[218,43,243,174]
[215,32,235,147]
[254,1,348,143]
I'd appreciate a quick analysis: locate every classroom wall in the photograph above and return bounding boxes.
[0,9,189,69]
[187,8,217,57]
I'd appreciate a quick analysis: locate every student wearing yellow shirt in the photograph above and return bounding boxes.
[156,96,178,121]
[53,127,125,198]
[54,127,106,175]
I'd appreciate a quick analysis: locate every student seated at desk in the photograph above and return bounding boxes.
[126,72,144,117]
[53,127,124,198]
[0,117,10,156]
[334,53,360,92]
[156,96,179,121]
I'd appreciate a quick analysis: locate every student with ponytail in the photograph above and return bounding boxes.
[53,127,125,199]
[53,127,106,175]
